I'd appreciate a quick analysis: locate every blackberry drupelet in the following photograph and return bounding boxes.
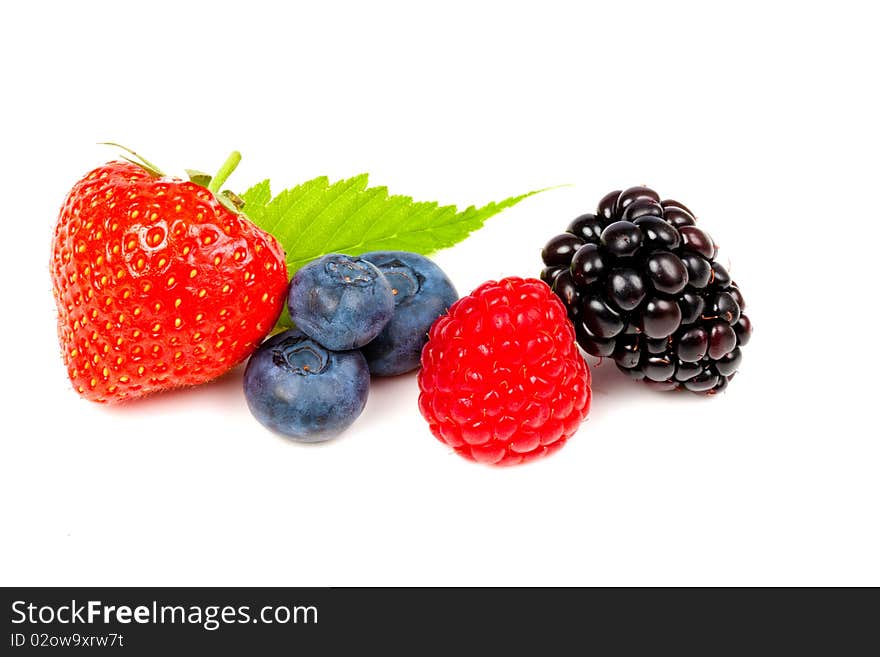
[541,187,752,394]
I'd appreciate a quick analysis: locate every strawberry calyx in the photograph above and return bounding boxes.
[206,151,241,193]
[184,169,212,187]
[101,143,246,214]
[220,189,246,211]
[206,151,245,214]
[98,142,165,178]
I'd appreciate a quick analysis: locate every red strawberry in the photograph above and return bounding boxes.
[50,157,288,402]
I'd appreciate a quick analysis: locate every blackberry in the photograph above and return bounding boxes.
[540,186,752,394]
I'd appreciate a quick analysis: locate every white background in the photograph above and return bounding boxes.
[1,1,877,586]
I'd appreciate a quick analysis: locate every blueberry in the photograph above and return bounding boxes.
[243,329,370,441]
[359,251,458,376]
[287,253,395,350]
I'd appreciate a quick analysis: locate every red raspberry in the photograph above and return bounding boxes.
[417,277,591,465]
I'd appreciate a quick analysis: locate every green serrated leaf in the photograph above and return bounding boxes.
[240,174,545,274]
[240,179,272,223]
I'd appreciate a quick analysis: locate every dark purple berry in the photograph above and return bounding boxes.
[617,364,646,381]
[540,266,563,285]
[566,213,604,243]
[681,253,712,288]
[582,293,625,339]
[641,297,682,339]
[645,251,689,295]
[645,379,679,392]
[600,221,642,258]
[542,233,583,267]
[708,321,737,359]
[728,284,746,311]
[613,335,642,369]
[676,327,709,362]
[708,291,741,325]
[570,243,606,287]
[543,187,750,395]
[551,270,580,311]
[678,291,706,325]
[615,186,660,217]
[710,261,731,288]
[733,315,753,346]
[715,347,742,376]
[606,268,646,311]
[575,322,616,357]
[709,376,729,395]
[680,226,716,260]
[621,198,664,223]
[675,361,702,381]
[684,371,719,393]
[663,207,697,228]
[597,190,621,223]
[634,215,681,250]
[661,199,695,216]
[643,355,676,382]
[645,336,670,354]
